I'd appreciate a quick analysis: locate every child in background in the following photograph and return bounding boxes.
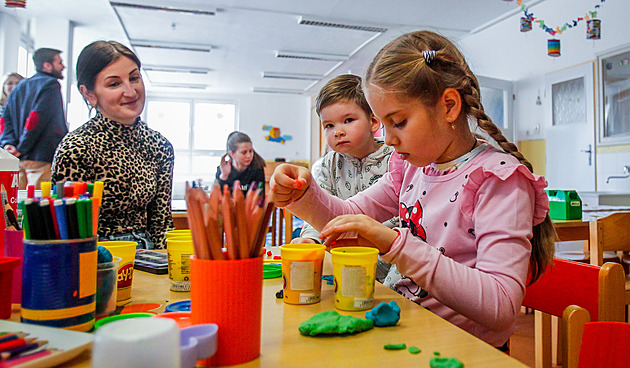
[271,30,556,350]
[292,74,394,246]
[291,74,398,282]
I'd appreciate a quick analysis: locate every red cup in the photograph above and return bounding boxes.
[191,256,263,366]
[4,230,23,304]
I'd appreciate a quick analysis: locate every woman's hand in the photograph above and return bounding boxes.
[268,164,311,207]
[219,153,231,180]
[320,215,399,254]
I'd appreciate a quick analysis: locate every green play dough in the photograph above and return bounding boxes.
[384,343,406,350]
[299,310,374,336]
[408,346,421,354]
[429,357,464,368]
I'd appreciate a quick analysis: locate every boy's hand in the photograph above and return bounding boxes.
[219,153,231,180]
[269,164,311,207]
[320,215,398,254]
[291,237,317,244]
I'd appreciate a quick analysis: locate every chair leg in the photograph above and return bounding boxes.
[552,316,562,366]
[535,310,552,368]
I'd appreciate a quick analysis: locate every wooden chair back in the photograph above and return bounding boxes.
[589,212,630,266]
[562,305,630,368]
[520,259,625,368]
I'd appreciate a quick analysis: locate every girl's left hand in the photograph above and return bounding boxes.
[320,215,399,254]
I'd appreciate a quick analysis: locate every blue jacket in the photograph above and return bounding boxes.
[0,72,68,162]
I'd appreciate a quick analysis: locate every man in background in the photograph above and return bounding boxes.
[0,48,68,189]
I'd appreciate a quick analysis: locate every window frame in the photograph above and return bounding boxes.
[597,42,630,146]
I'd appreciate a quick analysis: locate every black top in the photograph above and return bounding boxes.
[215,163,265,198]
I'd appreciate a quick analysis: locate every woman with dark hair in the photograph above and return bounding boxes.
[215,131,266,196]
[51,40,175,249]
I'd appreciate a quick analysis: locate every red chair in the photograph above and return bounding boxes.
[563,305,630,368]
[519,258,625,368]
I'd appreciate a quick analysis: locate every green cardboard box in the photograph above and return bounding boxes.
[546,190,582,220]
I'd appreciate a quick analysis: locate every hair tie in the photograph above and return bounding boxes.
[422,50,436,64]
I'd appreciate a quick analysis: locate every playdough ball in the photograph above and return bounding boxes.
[365,301,401,327]
[299,310,374,336]
[429,357,465,368]
[98,246,113,263]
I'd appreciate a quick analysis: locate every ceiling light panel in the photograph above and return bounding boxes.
[130,39,212,53]
[275,50,348,62]
[150,82,209,89]
[253,87,304,95]
[144,65,211,74]
[262,72,322,81]
[110,2,216,16]
[298,16,388,33]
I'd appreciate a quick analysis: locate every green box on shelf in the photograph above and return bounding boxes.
[546,190,582,220]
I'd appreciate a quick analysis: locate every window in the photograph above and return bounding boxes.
[17,46,34,77]
[145,98,237,196]
[477,76,514,143]
[599,46,630,144]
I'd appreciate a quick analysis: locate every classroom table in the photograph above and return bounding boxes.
[9,250,528,368]
[553,206,630,243]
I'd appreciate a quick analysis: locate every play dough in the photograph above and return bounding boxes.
[365,301,401,327]
[429,357,464,368]
[98,246,113,263]
[408,346,421,354]
[384,343,406,350]
[298,310,374,336]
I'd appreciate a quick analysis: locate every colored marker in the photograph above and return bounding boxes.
[73,182,82,197]
[54,199,69,240]
[39,199,56,240]
[65,198,80,239]
[18,201,29,239]
[76,199,88,239]
[93,181,104,199]
[83,198,93,238]
[25,199,45,240]
[64,182,74,198]
[26,186,35,199]
[41,182,51,198]
[87,183,94,195]
[91,197,100,236]
[55,181,65,198]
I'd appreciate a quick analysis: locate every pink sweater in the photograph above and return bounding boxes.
[288,145,549,346]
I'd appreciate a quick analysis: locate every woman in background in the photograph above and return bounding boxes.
[52,40,174,249]
[0,73,23,115]
[215,131,266,196]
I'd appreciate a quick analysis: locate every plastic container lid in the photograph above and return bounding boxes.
[263,263,282,279]
[165,300,191,313]
[94,312,154,330]
[153,311,192,329]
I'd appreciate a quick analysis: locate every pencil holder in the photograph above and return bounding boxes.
[21,236,97,332]
[191,256,263,366]
[4,229,24,304]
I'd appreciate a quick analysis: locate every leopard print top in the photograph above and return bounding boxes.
[51,112,175,248]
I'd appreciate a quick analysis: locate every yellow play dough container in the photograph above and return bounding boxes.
[280,243,326,305]
[331,247,378,311]
[166,237,194,291]
[165,229,192,239]
[98,241,137,306]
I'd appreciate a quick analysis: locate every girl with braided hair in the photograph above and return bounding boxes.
[269,30,555,350]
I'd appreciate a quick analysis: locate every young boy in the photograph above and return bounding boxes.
[293,74,397,280]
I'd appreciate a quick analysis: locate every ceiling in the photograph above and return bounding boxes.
[2,0,537,96]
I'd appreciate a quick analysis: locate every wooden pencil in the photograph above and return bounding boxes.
[222,185,239,260]
[233,181,250,259]
[185,185,211,260]
[205,185,225,260]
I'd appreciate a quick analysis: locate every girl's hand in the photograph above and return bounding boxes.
[268,164,311,207]
[290,237,317,244]
[219,153,231,180]
[320,215,399,254]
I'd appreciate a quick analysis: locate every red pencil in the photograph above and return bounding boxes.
[1,340,48,359]
[0,338,36,353]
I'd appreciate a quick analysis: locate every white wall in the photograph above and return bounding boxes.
[0,13,21,75]
[460,0,630,191]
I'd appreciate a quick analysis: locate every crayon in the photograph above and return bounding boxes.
[54,199,69,240]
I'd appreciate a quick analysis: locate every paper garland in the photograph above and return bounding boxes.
[517,0,605,36]
[5,0,26,7]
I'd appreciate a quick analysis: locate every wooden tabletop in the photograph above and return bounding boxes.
[11,252,527,368]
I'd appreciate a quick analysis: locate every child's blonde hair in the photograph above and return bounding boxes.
[316,74,373,118]
[1,72,24,106]
[365,30,555,284]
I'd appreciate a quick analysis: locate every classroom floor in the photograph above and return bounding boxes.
[510,310,561,368]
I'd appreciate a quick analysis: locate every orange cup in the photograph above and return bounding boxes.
[191,256,263,366]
